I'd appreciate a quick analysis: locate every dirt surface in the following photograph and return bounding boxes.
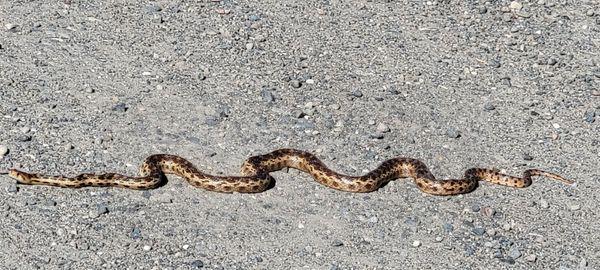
[1,0,598,269]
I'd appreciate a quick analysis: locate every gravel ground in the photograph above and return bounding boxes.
[1,0,598,269]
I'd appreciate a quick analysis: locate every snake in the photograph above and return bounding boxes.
[2,148,573,195]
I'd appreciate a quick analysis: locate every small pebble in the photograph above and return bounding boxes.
[245,43,254,50]
[552,123,560,129]
[368,216,378,223]
[508,246,522,259]
[584,111,596,123]
[472,227,486,236]
[587,9,595,16]
[376,123,390,133]
[112,103,128,112]
[197,72,206,81]
[130,227,142,239]
[6,185,18,193]
[4,23,17,31]
[190,260,204,268]
[369,133,384,139]
[96,204,109,216]
[434,236,443,242]
[483,103,496,111]
[17,135,32,142]
[412,240,421,247]
[331,240,344,247]
[525,254,537,262]
[481,207,495,217]
[261,89,275,103]
[509,1,523,11]
[290,80,301,88]
[470,204,481,212]
[0,145,8,156]
[446,127,461,138]
[45,200,57,207]
[569,204,580,211]
[19,127,30,133]
[143,245,152,251]
[539,199,549,209]
[351,90,363,98]
[523,153,534,161]
[465,245,476,256]
[442,223,454,232]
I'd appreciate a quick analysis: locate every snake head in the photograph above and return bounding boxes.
[7,169,28,181]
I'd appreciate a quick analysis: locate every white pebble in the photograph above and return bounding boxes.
[0,145,8,156]
[298,223,304,229]
[525,254,537,262]
[305,79,315,84]
[182,244,190,250]
[510,1,523,10]
[245,43,254,50]
[552,123,561,129]
[539,199,549,209]
[412,240,421,247]
[376,123,391,133]
[143,245,152,251]
[434,236,443,242]
[4,23,16,30]
[569,204,581,211]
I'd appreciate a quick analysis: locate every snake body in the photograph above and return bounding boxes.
[6,148,573,195]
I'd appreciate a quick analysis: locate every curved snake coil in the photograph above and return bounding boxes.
[4,148,573,195]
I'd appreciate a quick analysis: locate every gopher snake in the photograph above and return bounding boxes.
[3,149,573,195]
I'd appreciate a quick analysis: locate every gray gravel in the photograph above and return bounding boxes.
[1,1,599,269]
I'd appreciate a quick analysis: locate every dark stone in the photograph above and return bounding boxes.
[584,111,596,123]
[130,227,142,239]
[112,103,128,112]
[472,227,486,236]
[190,260,204,268]
[351,90,363,97]
[261,89,275,103]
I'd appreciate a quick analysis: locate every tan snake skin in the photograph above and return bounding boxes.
[5,149,573,195]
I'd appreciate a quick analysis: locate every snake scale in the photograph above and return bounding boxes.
[4,148,573,195]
